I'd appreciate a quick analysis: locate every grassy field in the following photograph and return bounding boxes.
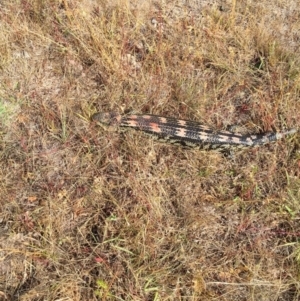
[0,0,299,300]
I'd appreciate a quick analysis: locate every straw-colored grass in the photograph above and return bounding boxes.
[0,0,299,300]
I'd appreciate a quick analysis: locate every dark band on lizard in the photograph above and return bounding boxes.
[92,112,296,151]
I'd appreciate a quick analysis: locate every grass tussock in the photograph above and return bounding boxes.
[0,0,299,300]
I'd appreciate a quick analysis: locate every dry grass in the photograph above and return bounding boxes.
[0,0,299,300]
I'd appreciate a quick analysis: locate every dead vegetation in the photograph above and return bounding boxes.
[0,0,299,300]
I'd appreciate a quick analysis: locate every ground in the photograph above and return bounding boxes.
[0,0,299,300]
